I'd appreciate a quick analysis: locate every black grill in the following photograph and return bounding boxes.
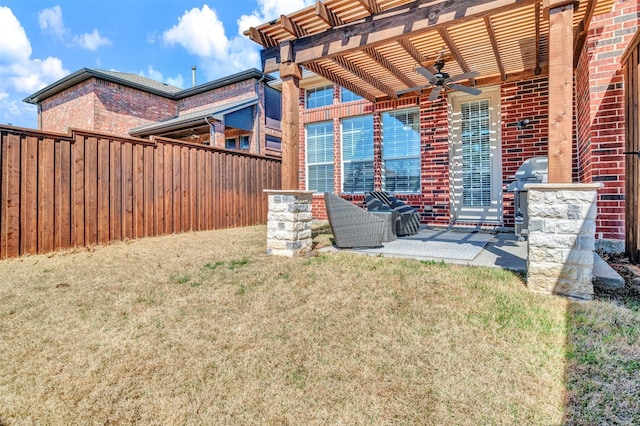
[506,157,548,238]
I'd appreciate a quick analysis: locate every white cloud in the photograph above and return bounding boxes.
[162,1,312,82]
[166,75,185,88]
[38,5,67,38]
[72,29,111,51]
[38,5,111,51]
[0,6,32,62]
[138,66,185,89]
[162,5,229,58]
[0,7,68,127]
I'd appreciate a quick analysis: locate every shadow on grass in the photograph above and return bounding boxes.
[563,275,640,425]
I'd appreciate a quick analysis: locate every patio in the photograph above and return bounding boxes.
[321,226,527,270]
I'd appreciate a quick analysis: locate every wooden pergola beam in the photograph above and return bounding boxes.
[356,0,382,15]
[315,0,344,27]
[281,14,308,38]
[304,62,378,103]
[439,28,471,74]
[261,0,539,72]
[547,2,575,183]
[363,47,421,90]
[484,16,506,81]
[535,2,542,74]
[248,27,278,49]
[331,55,397,99]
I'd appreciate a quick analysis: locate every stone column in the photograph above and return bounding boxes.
[526,183,602,300]
[265,190,314,257]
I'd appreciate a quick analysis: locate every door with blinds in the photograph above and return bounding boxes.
[449,87,502,224]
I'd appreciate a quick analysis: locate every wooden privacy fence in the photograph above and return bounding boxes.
[0,126,281,259]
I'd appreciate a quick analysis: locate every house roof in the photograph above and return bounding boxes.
[246,0,615,102]
[24,68,274,104]
[129,96,259,137]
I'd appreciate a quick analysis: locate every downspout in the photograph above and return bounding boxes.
[255,74,267,155]
[204,117,214,145]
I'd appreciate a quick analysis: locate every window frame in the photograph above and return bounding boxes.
[381,107,422,194]
[341,114,374,194]
[305,121,335,194]
[225,138,236,150]
[340,87,363,103]
[305,85,334,109]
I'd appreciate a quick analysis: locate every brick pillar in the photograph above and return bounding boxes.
[265,190,314,257]
[526,183,602,300]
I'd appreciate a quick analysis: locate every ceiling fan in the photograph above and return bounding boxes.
[397,58,481,101]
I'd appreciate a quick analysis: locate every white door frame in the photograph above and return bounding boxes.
[448,86,503,224]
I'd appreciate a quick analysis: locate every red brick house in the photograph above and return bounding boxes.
[251,0,636,253]
[24,68,283,156]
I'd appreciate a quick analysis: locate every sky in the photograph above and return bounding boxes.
[0,0,314,129]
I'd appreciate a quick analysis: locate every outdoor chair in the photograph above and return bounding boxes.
[324,192,386,248]
[365,191,421,236]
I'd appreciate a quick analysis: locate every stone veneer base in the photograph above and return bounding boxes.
[265,190,314,257]
[526,183,602,300]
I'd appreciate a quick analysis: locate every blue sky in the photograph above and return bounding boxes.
[0,0,314,128]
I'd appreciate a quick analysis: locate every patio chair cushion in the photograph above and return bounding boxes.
[367,191,421,236]
[364,194,393,212]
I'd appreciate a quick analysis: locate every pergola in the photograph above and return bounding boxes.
[246,0,614,189]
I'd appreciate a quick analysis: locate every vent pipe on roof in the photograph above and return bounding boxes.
[192,66,197,87]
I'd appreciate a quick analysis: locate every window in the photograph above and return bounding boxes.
[342,115,374,193]
[461,100,491,207]
[306,85,333,109]
[239,135,250,150]
[382,108,421,193]
[225,138,236,149]
[306,122,334,193]
[341,87,363,103]
[266,135,281,151]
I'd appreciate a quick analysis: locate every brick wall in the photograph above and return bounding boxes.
[178,79,257,114]
[93,79,177,137]
[583,0,639,242]
[40,79,96,133]
[501,77,549,228]
[40,78,178,137]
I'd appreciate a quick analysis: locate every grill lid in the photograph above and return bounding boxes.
[507,156,548,192]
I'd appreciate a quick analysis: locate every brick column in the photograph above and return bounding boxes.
[526,183,602,300]
[265,190,314,257]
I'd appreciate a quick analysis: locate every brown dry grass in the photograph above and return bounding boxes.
[0,226,571,424]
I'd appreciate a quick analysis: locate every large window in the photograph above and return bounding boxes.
[342,115,374,193]
[340,87,363,103]
[306,85,333,109]
[382,108,421,193]
[461,100,491,207]
[306,122,334,193]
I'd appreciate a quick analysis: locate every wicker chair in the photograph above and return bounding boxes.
[365,191,421,236]
[324,192,385,248]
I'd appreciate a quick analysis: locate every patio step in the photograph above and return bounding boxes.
[592,253,625,290]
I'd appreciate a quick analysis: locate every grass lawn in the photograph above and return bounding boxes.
[0,225,638,424]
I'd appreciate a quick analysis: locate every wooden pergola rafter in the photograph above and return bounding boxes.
[245,0,615,188]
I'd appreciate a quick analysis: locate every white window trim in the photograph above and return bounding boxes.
[305,121,334,194]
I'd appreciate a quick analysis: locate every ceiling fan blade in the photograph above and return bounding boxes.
[396,85,431,96]
[448,71,479,83]
[429,86,442,101]
[415,66,436,81]
[448,83,481,96]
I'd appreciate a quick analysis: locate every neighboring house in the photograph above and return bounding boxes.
[261,0,636,252]
[24,68,283,156]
